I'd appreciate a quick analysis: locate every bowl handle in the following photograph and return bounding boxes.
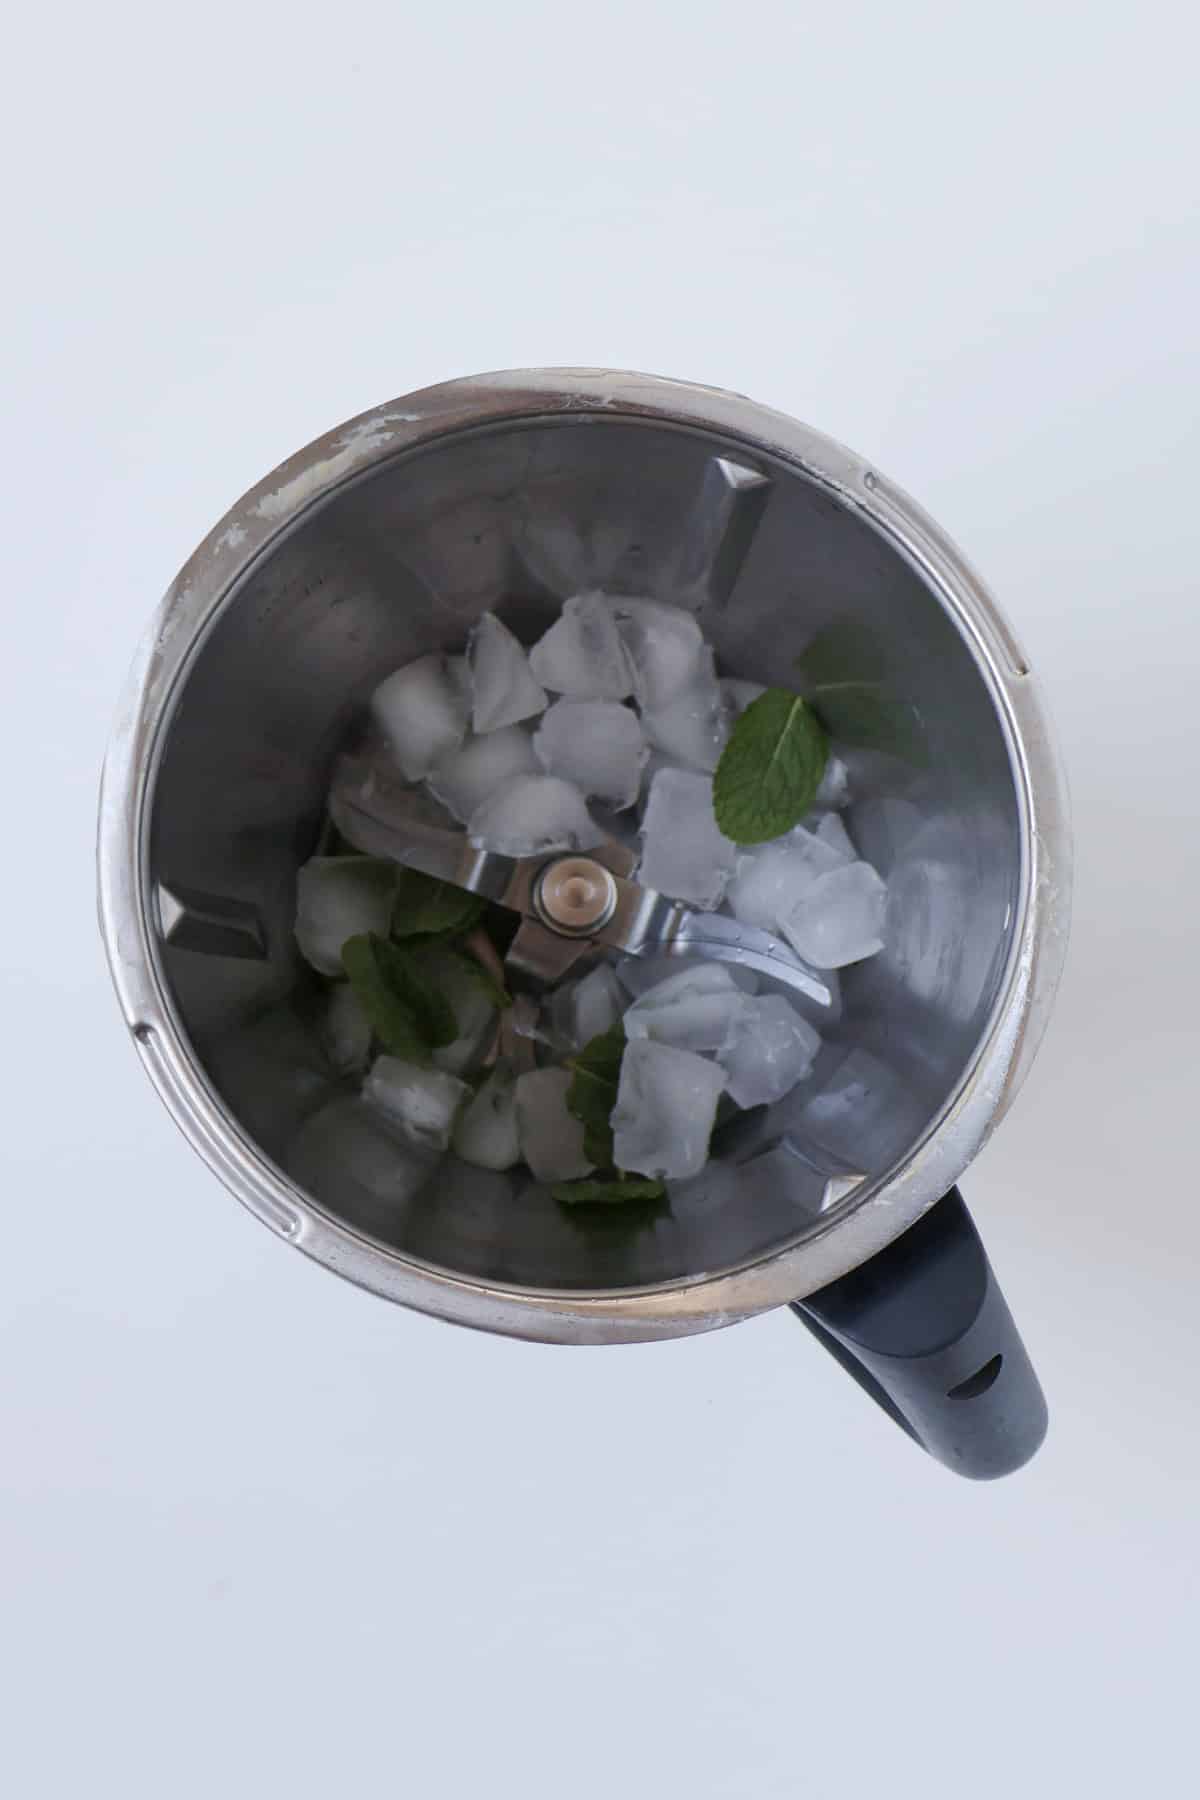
[791,1188,1047,1479]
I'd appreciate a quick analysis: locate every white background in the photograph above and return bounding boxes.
[5,4,1199,1795]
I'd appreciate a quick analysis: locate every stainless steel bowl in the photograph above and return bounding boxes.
[98,368,1070,1349]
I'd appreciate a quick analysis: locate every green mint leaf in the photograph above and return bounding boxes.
[712,688,828,845]
[552,1176,667,1205]
[382,944,459,1048]
[794,622,889,690]
[794,626,928,766]
[582,1123,616,1170]
[442,947,512,1012]
[565,1021,627,1169]
[341,933,458,1057]
[391,867,486,941]
[809,686,927,765]
[568,1021,626,1110]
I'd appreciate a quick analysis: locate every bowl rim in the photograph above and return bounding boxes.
[97,367,1072,1343]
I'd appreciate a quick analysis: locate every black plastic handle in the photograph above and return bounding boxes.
[791,1188,1047,1479]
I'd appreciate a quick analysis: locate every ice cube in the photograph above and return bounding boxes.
[452,1064,521,1170]
[468,774,602,857]
[725,829,846,933]
[624,963,748,1054]
[287,1097,440,1206]
[721,678,765,720]
[815,754,851,811]
[640,648,729,773]
[717,994,821,1108]
[319,981,373,1076]
[528,591,635,700]
[548,963,627,1051]
[608,597,706,708]
[779,859,888,967]
[467,612,548,733]
[615,953,759,998]
[814,812,857,862]
[638,768,738,909]
[369,654,469,780]
[636,748,675,811]
[427,950,499,1075]
[533,699,647,808]
[294,856,395,976]
[515,1067,595,1183]
[427,725,540,823]
[363,1056,472,1151]
[611,1039,727,1181]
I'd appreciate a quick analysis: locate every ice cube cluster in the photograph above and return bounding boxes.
[607,963,822,1176]
[358,595,886,957]
[728,822,886,968]
[375,596,741,867]
[289,588,891,1210]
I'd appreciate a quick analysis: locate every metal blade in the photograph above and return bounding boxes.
[504,919,594,987]
[329,753,536,907]
[329,750,834,1009]
[583,875,833,1007]
[662,912,833,1008]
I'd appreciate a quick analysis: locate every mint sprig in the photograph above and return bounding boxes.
[565,1020,627,1169]
[341,932,458,1060]
[712,688,828,846]
[552,1176,666,1205]
[795,626,928,766]
[558,1023,667,1208]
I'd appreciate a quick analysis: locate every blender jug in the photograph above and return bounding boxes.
[98,369,1071,1479]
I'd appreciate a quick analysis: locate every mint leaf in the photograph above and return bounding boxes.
[341,933,457,1058]
[565,1021,627,1169]
[712,688,828,845]
[809,687,927,765]
[381,945,458,1049]
[583,1124,614,1170]
[443,946,512,1012]
[571,1019,626,1090]
[795,626,928,766]
[392,867,486,941]
[560,1027,671,1213]
[552,1176,667,1205]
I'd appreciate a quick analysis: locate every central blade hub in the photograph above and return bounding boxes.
[533,856,618,936]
